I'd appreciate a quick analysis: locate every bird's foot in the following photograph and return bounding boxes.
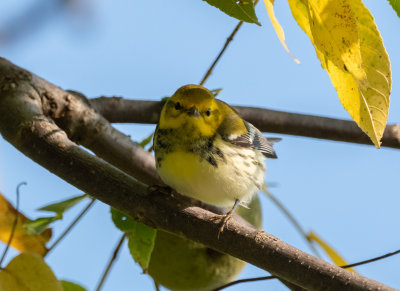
[211,210,234,239]
[212,199,241,239]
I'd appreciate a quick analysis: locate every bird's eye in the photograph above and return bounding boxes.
[175,102,182,110]
[205,109,211,116]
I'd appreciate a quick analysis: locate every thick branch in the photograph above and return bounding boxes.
[89,97,400,149]
[0,71,159,185]
[0,58,396,290]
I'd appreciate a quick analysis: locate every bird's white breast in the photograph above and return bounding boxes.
[157,138,265,207]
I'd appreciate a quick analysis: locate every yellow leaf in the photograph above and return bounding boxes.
[288,0,391,147]
[307,0,367,86]
[0,193,51,256]
[264,0,300,64]
[307,231,356,272]
[0,252,63,291]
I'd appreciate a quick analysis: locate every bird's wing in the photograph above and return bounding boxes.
[217,104,280,159]
[226,121,279,158]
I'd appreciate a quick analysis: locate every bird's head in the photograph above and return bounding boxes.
[159,85,222,136]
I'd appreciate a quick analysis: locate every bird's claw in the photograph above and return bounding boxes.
[211,212,234,239]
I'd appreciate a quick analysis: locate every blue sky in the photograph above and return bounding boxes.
[0,0,399,290]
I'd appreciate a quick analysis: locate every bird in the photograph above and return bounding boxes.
[153,84,278,231]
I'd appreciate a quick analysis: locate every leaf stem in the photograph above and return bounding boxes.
[0,182,27,268]
[45,198,95,256]
[96,233,127,291]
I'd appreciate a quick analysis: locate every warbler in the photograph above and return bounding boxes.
[154,85,278,225]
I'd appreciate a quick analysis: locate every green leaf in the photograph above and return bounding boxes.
[388,0,400,17]
[60,280,87,291]
[110,207,137,232]
[24,194,89,235]
[210,88,223,97]
[139,132,154,148]
[127,222,157,272]
[110,207,156,271]
[203,0,260,25]
[38,194,89,214]
[0,253,63,291]
[24,215,61,235]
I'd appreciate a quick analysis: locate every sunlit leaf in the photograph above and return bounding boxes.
[38,194,89,214]
[288,0,312,36]
[288,0,391,147]
[127,222,157,272]
[0,252,63,291]
[263,0,300,64]
[203,0,260,25]
[60,280,87,291]
[0,193,51,256]
[307,231,356,272]
[307,0,367,86]
[387,0,400,18]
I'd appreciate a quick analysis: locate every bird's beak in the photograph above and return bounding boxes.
[187,106,200,118]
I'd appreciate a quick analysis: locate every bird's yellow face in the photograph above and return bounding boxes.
[159,85,222,137]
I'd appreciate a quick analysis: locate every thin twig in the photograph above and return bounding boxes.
[199,0,260,85]
[341,249,400,269]
[261,186,321,258]
[213,248,400,290]
[45,198,96,256]
[0,182,26,268]
[96,233,127,291]
[199,21,243,85]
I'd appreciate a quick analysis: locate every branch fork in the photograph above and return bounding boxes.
[0,58,396,291]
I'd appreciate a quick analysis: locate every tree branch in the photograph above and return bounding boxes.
[89,97,400,149]
[0,58,396,290]
[0,67,159,185]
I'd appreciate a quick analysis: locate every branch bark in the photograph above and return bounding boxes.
[0,58,396,290]
[89,97,400,149]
